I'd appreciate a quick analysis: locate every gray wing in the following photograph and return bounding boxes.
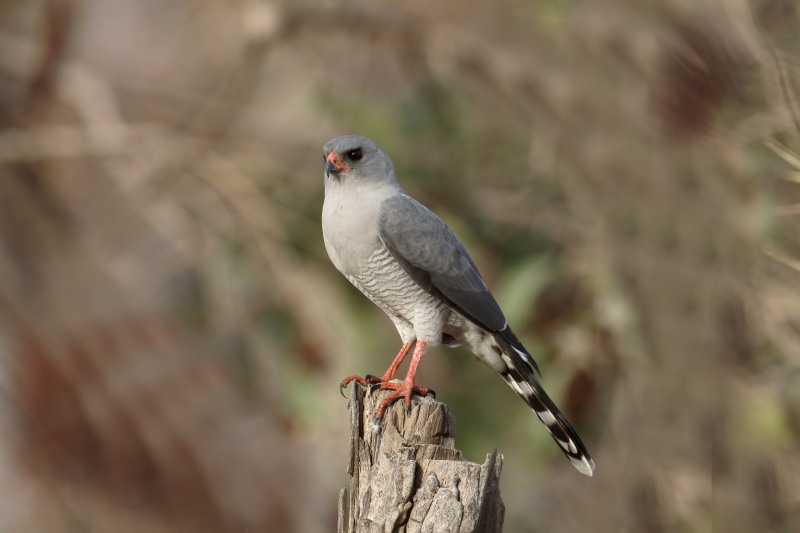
[377,194,507,332]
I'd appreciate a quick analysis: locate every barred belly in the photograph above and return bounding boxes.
[347,246,450,343]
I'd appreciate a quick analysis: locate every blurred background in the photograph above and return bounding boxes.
[0,0,799,531]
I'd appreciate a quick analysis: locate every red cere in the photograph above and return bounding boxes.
[327,151,352,171]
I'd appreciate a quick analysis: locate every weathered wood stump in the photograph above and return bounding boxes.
[337,383,504,533]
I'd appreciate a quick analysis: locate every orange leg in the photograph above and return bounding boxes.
[340,341,413,392]
[374,340,431,420]
[378,341,414,382]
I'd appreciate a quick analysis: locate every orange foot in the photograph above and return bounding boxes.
[339,340,435,421]
[339,341,414,397]
[374,378,434,420]
[339,373,382,396]
[339,374,435,409]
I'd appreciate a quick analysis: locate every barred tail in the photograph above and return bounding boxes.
[494,333,595,476]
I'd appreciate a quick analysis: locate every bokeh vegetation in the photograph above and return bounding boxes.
[1,1,799,531]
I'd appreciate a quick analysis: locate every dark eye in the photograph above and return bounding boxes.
[347,148,363,161]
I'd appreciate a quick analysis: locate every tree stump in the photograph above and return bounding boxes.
[337,384,504,533]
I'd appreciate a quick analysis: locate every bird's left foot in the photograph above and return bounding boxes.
[374,379,435,420]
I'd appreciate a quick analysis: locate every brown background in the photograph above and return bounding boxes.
[0,1,798,531]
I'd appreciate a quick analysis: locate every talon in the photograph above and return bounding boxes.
[340,374,372,391]
[340,373,396,400]
[427,388,436,399]
[339,376,358,398]
[375,402,388,421]
[362,374,382,393]
[405,393,415,413]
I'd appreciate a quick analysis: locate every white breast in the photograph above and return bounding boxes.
[322,182,388,277]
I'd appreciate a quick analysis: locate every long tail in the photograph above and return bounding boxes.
[494,330,595,476]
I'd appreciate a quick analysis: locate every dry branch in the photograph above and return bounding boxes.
[338,384,504,533]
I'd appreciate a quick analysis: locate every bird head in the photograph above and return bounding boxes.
[322,135,397,187]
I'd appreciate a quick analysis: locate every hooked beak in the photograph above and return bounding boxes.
[325,151,351,177]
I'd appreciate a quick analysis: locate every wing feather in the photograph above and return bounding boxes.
[377,194,507,332]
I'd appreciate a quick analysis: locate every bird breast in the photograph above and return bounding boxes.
[346,246,450,341]
[322,187,383,277]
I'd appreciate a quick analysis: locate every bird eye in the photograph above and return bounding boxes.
[347,148,363,161]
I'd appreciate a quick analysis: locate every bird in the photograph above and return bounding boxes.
[321,134,595,476]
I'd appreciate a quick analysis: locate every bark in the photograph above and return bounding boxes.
[338,384,504,533]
